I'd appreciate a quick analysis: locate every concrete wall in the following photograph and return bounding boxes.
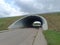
[8,15,48,30]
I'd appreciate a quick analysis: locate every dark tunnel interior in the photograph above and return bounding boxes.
[22,16,43,28]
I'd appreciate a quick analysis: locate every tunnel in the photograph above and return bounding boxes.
[21,16,43,27]
[8,15,48,30]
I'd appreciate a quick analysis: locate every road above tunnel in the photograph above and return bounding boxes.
[0,28,47,45]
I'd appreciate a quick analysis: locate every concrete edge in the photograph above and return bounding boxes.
[33,29,47,45]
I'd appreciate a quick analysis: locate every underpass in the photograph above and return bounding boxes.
[0,15,48,45]
[8,15,48,30]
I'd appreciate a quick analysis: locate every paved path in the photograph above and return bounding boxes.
[33,28,47,45]
[0,28,47,45]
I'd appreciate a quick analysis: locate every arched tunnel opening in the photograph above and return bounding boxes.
[8,15,48,30]
[22,16,43,28]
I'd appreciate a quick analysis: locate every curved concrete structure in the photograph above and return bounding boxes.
[8,15,48,30]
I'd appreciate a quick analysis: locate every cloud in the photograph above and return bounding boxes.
[0,0,60,17]
[15,0,60,13]
[14,0,45,13]
[33,3,44,10]
[0,0,28,17]
[20,0,34,4]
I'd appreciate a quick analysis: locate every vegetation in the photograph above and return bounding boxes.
[40,12,60,45]
[40,13,60,31]
[43,30,60,45]
[0,16,22,31]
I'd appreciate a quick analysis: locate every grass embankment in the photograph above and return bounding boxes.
[0,16,22,31]
[43,30,60,45]
[42,14,60,31]
[41,13,60,45]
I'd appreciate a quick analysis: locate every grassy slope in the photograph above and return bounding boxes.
[0,16,22,31]
[43,30,60,45]
[41,14,60,31]
[40,13,60,45]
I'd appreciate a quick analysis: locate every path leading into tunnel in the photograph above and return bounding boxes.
[0,28,47,45]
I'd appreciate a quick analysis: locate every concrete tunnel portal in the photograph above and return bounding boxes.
[21,16,43,27]
[8,15,48,30]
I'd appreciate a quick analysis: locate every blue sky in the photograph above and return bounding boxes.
[0,0,60,17]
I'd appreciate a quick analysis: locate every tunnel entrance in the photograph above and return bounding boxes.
[22,16,43,28]
[8,15,48,30]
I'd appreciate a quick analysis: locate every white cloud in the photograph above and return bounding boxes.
[9,8,28,16]
[12,0,60,13]
[20,0,34,4]
[33,3,44,10]
[19,0,45,10]
[0,0,60,17]
[48,4,53,10]
[0,0,27,17]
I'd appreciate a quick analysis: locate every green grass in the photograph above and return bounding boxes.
[0,16,22,31]
[43,30,60,45]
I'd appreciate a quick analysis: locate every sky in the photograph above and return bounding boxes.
[0,0,60,17]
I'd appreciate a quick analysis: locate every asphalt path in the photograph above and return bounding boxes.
[0,28,38,45]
